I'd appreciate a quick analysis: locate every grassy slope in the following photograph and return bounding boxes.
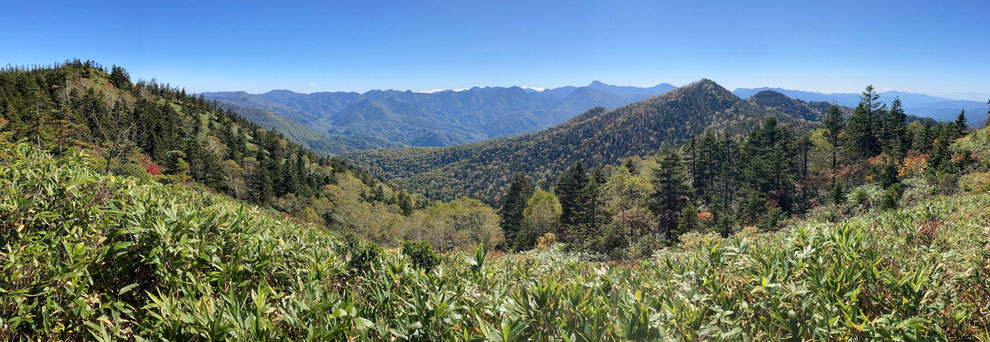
[1,142,988,340]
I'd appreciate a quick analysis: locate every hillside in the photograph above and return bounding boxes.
[205,81,676,151]
[0,61,504,250]
[2,141,987,340]
[0,61,393,219]
[346,79,815,202]
[747,89,830,121]
[217,102,402,155]
[734,86,988,124]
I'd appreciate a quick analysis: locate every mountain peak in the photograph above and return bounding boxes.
[589,80,608,87]
[695,78,717,86]
[677,78,727,93]
[264,89,299,96]
[751,89,790,99]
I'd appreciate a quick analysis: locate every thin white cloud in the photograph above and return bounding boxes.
[308,82,317,87]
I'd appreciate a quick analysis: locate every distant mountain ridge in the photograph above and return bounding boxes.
[214,102,403,155]
[733,87,987,124]
[204,81,677,153]
[746,89,933,126]
[345,79,816,203]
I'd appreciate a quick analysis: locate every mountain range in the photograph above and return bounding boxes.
[344,79,818,203]
[206,79,986,161]
[203,81,676,154]
[733,87,987,124]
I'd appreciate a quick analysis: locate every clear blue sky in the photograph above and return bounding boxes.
[3,0,988,100]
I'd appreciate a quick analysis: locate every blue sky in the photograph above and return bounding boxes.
[3,0,988,100]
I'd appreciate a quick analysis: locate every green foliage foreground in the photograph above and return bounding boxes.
[1,143,989,340]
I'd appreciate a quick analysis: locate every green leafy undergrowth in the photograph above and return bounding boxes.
[1,143,988,340]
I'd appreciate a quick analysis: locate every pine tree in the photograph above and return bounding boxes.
[675,200,698,240]
[884,98,907,157]
[372,185,386,202]
[500,173,531,247]
[879,156,900,189]
[915,120,935,153]
[823,104,845,181]
[797,133,811,210]
[846,85,884,159]
[281,158,299,196]
[687,135,698,186]
[743,117,796,213]
[556,162,589,228]
[718,136,739,213]
[109,65,131,91]
[926,134,954,178]
[397,192,413,216]
[648,148,692,242]
[955,110,968,138]
[252,167,275,205]
[698,132,719,199]
[578,169,607,228]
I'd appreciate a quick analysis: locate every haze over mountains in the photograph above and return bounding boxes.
[204,81,676,154]
[733,87,987,124]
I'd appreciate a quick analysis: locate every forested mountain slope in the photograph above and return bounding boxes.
[749,90,934,126]
[0,61,503,250]
[205,81,676,150]
[735,86,988,124]
[216,101,403,155]
[0,61,388,215]
[346,79,816,202]
[747,89,833,121]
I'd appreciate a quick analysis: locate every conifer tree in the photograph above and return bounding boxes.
[823,104,845,181]
[500,173,531,246]
[556,162,589,227]
[879,156,900,189]
[578,169,607,228]
[109,65,131,91]
[372,185,386,202]
[397,192,413,216]
[675,200,698,240]
[649,148,692,242]
[698,132,719,198]
[252,167,275,205]
[884,98,907,157]
[915,120,935,153]
[846,85,884,159]
[743,117,796,213]
[955,109,967,138]
[281,158,299,195]
[926,135,954,178]
[797,133,812,209]
[687,135,698,186]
